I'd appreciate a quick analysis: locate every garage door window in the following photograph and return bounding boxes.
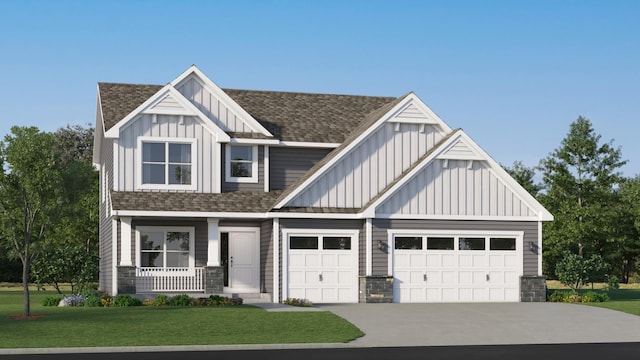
[290,236,318,249]
[323,237,351,250]
[427,237,454,250]
[459,237,485,251]
[490,238,516,250]
[395,237,422,250]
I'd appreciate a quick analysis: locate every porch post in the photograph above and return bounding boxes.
[207,218,220,266]
[120,217,132,266]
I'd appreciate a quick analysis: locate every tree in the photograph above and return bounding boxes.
[538,117,627,277]
[31,245,99,294]
[610,176,640,282]
[0,127,64,316]
[503,161,542,197]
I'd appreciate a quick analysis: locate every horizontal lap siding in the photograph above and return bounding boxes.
[99,135,114,293]
[260,220,273,294]
[371,219,539,276]
[269,147,332,190]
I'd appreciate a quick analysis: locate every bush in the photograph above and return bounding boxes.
[42,296,63,307]
[207,295,234,306]
[114,294,142,307]
[154,295,170,306]
[582,291,609,303]
[170,294,191,306]
[84,295,102,307]
[547,290,569,302]
[100,295,114,307]
[60,294,86,307]
[283,298,313,307]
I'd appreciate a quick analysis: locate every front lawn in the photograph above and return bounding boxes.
[0,291,363,348]
[547,280,640,316]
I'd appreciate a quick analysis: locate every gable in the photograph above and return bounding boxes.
[363,131,553,221]
[276,94,452,209]
[172,66,273,137]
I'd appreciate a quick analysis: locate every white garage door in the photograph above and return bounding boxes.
[392,231,523,303]
[286,231,358,303]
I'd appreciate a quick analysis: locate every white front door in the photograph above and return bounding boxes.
[222,227,260,293]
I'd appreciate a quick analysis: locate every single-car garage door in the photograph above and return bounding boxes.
[285,230,359,303]
[392,231,523,303]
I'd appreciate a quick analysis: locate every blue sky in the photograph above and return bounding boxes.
[1,0,638,176]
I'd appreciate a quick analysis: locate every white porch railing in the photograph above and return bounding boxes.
[136,267,204,292]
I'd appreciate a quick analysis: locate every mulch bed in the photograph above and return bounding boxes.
[7,314,44,320]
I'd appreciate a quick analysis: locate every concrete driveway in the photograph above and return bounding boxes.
[316,303,640,347]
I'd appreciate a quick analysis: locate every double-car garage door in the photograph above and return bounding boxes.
[392,231,523,303]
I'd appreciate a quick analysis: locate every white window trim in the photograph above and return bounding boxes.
[281,228,359,301]
[225,144,258,183]
[135,226,196,269]
[136,136,198,191]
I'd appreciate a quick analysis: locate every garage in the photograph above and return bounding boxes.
[391,230,523,303]
[284,230,359,303]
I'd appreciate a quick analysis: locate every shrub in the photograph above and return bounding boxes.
[84,295,102,307]
[114,294,142,307]
[547,290,569,302]
[283,298,313,307]
[42,296,63,307]
[170,294,191,306]
[100,295,114,307]
[152,294,170,306]
[582,291,609,303]
[143,298,155,306]
[207,295,234,306]
[566,294,582,303]
[190,297,208,306]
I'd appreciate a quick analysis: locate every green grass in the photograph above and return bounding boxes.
[547,280,640,317]
[0,291,363,348]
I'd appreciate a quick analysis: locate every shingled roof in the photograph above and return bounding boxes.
[111,191,282,213]
[98,83,397,143]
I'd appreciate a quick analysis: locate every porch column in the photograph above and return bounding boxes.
[207,218,220,266]
[120,217,132,266]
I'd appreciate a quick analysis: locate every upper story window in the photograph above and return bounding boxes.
[225,144,258,183]
[137,137,197,190]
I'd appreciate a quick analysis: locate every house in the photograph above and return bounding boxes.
[93,65,553,304]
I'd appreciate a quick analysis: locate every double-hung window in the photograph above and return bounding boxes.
[225,144,258,183]
[138,137,197,190]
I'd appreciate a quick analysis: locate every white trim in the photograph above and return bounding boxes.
[214,142,222,193]
[376,214,542,221]
[268,212,363,219]
[112,210,266,218]
[112,218,118,294]
[136,137,198,191]
[225,144,259,183]
[274,93,451,209]
[120,217,132,266]
[272,218,280,303]
[170,66,273,137]
[278,141,341,148]
[366,218,372,276]
[135,226,196,269]
[112,140,119,191]
[281,228,359,302]
[230,138,279,145]
[538,221,543,276]
[264,146,270,192]
[104,85,230,142]
[207,219,220,267]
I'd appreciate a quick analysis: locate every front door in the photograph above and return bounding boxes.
[221,227,260,293]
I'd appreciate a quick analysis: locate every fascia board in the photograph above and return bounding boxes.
[267,212,363,219]
[273,94,421,209]
[171,66,274,137]
[93,87,105,165]
[389,94,453,133]
[112,210,267,218]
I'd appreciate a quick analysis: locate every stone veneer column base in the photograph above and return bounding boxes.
[520,276,547,302]
[117,266,137,294]
[204,266,224,294]
[359,276,394,303]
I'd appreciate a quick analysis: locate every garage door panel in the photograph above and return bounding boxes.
[426,271,440,284]
[504,254,518,267]
[338,271,354,284]
[442,271,456,284]
[426,254,440,266]
[306,254,321,267]
[410,254,426,267]
[442,255,456,267]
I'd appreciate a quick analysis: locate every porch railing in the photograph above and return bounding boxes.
[136,267,205,292]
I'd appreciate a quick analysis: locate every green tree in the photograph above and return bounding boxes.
[31,245,99,294]
[503,161,542,197]
[0,127,65,316]
[539,117,627,278]
[610,176,640,282]
[555,251,611,292]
